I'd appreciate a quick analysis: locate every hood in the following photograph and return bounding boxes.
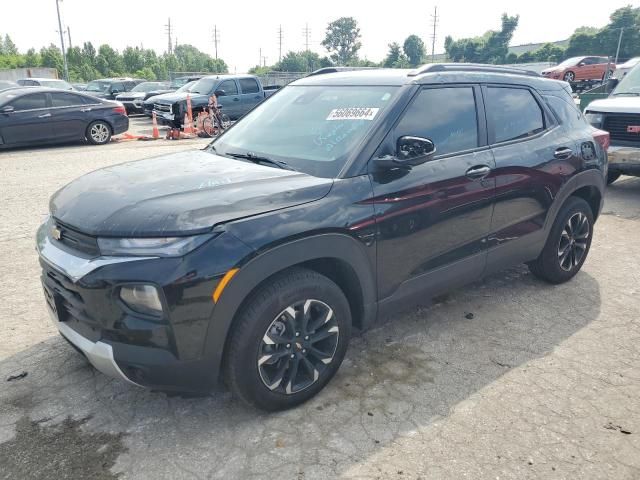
[50,151,333,237]
[116,92,145,100]
[152,91,207,104]
[146,89,174,98]
[585,95,640,114]
[86,91,108,98]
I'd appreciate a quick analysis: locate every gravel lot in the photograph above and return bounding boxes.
[0,129,639,479]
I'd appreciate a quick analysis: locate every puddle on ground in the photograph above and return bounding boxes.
[0,416,127,480]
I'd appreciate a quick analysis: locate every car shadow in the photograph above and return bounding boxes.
[603,175,640,220]
[0,265,601,479]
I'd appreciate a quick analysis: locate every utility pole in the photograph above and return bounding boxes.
[212,25,219,60]
[67,26,72,49]
[259,47,262,68]
[55,0,69,81]
[303,23,311,51]
[165,18,173,54]
[430,6,438,63]
[615,27,624,64]
[278,25,283,62]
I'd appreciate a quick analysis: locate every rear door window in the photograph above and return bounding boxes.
[9,93,47,111]
[51,92,86,107]
[218,80,238,96]
[394,86,479,156]
[485,87,545,143]
[239,78,260,94]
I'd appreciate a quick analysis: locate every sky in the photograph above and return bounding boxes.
[0,0,635,73]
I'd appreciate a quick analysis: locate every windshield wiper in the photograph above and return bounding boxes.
[227,152,297,171]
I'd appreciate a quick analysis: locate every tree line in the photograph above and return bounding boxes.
[0,6,638,81]
[0,39,228,81]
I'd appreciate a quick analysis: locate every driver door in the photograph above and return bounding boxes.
[370,85,496,304]
[215,79,241,119]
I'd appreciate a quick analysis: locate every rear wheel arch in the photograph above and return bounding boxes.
[571,185,602,220]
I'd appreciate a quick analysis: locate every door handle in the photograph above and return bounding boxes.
[465,165,492,179]
[80,108,92,112]
[554,147,573,159]
[37,113,51,118]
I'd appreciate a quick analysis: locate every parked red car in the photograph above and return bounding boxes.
[542,56,615,83]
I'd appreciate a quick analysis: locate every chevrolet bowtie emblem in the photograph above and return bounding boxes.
[51,226,62,241]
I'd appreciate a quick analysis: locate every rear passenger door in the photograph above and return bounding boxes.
[215,79,240,118]
[0,92,53,145]
[371,85,496,302]
[49,92,94,141]
[238,77,263,115]
[483,85,575,273]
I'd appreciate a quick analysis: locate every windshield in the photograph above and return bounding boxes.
[189,78,217,95]
[177,81,196,92]
[170,78,191,88]
[613,63,640,96]
[41,80,72,89]
[211,85,398,178]
[557,57,583,68]
[132,82,162,92]
[85,81,110,92]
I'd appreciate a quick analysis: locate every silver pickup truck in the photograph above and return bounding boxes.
[584,62,640,184]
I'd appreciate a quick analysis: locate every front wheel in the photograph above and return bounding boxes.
[86,120,112,145]
[528,197,594,284]
[563,71,575,82]
[224,268,351,411]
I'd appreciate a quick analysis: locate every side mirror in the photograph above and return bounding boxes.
[374,136,436,169]
[1,105,14,114]
[111,89,120,95]
[214,89,226,97]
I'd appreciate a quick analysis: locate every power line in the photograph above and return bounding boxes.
[164,17,173,54]
[278,25,283,62]
[303,23,311,51]
[430,6,438,63]
[212,25,220,60]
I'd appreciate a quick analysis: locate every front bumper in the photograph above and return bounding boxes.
[608,145,640,175]
[36,221,252,392]
[121,100,144,113]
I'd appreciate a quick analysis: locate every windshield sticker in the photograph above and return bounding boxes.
[326,107,379,121]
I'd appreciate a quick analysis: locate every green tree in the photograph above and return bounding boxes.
[403,35,425,66]
[322,17,361,65]
[40,44,63,72]
[274,50,331,72]
[445,13,519,64]
[532,43,565,62]
[3,34,18,55]
[24,48,41,67]
[383,42,408,68]
[82,42,96,66]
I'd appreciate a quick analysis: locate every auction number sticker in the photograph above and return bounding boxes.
[326,107,379,121]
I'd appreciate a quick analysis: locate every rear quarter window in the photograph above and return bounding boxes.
[543,94,588,129]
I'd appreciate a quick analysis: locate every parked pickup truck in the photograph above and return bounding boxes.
[153,74,279,126]
[584,62,640,183]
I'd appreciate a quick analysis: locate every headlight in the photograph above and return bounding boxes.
[585,112,604,127]
[98,234,216,257]
[120,284,163,316]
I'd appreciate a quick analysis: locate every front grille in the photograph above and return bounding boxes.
[603,113,640,145]
[154,103,172,113]
[118,97,135,102]
[42,263,101,342]
[52,220,100,256]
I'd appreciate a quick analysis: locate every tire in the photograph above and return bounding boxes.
[86,120,112,145]
[563,71,575,82]
[528,197,594,284]
[607,171,621,185]
[218,113,231,130]
[224,267,352,411]
[603,70,614,81]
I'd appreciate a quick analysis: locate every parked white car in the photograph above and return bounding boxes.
[614,57,640,78]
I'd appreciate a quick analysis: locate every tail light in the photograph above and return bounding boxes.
[591,127,610,151]
[113,105,127,116]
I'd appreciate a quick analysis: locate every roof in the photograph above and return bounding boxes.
[294,63,566,91]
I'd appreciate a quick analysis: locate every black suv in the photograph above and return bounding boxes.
[37,65,607,411]
[84,78,145,100]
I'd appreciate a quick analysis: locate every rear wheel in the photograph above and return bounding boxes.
[607,171,621,185]
[563,71,575,82]
[86,121,112,145]
[224,268,351,411]
[528,197,593,284]
[603,70,614,81]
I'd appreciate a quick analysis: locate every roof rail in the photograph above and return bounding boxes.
[408,63,540,78]
[307,66,379,77]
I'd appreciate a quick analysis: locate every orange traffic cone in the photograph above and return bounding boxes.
[186,94,194,126]
[152,112,160,139]
[183,113,193,134]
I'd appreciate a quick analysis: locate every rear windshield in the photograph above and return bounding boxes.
[85,81,110,92]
